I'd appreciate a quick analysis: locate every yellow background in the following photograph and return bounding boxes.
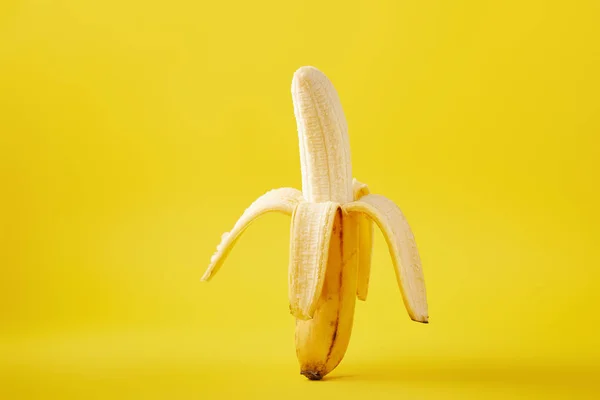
[1,0,599,398]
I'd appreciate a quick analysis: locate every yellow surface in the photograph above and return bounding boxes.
[1,1,599,398]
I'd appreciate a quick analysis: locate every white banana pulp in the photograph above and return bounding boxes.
[202,66,428,380]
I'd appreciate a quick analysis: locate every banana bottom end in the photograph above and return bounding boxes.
[301,370,324,381]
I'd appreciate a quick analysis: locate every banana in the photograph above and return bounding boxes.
[202,66,428,380]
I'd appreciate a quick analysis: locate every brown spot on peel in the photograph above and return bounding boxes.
[324,211,344,366]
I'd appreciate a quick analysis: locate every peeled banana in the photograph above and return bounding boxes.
[202,66,428,380]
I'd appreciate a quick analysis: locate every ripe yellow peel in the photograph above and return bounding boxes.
[295,211,359,379]
[201,188,304,281]
[289,201,340,320]
[344,194,428,323]
[352,178,373,301]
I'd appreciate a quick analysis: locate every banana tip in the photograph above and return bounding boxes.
[292,66,327,89]
[293,65,320,78]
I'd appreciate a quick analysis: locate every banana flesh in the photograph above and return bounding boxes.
[202,66,428,379]
[292,66,353,204]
